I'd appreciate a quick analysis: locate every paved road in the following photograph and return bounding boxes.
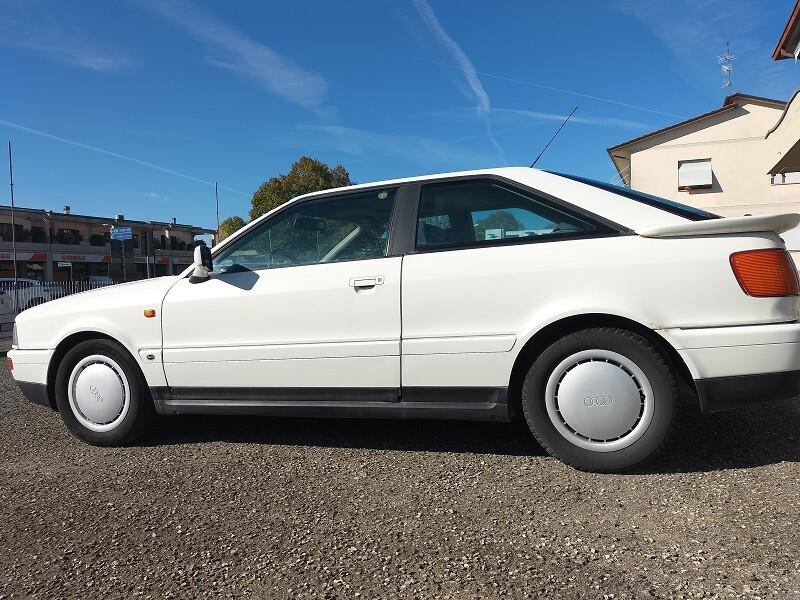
[1,365,799,599]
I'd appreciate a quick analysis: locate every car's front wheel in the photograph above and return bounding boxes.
[55,339,154,446]
[521,327,678,472]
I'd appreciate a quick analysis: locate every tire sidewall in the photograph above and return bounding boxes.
[522,329,676,472]
[55,339,150,446]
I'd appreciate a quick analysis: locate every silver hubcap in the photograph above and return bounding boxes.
[68,355,130,432]
[545,350,654,452]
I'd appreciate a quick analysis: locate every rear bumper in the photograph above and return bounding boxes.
[661,322,800,413]
[696,369,800,413]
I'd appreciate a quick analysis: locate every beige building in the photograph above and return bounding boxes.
[608,92,800,220]
[605,1,800,252]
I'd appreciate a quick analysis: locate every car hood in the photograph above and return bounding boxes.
[15,276,180,350]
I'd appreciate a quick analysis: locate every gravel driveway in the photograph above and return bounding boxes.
[1,364,800,599]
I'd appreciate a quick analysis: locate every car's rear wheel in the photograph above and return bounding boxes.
[55,339,154,446]
[521,327,678,472]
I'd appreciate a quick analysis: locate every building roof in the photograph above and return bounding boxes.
[608,93,786,154]
[0,204,216,235]
[773,0,800,60]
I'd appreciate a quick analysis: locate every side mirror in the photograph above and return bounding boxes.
[189,245,213,284]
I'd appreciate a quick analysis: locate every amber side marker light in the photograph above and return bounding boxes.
[5,356,12,370]
[730,249,800,297]
[143,309,156,318]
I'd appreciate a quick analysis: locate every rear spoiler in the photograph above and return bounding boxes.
[637,213,800,239]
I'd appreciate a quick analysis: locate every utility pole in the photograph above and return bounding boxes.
[7,141,18,310]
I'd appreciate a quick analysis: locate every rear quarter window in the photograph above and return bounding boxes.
[552,172,719,222]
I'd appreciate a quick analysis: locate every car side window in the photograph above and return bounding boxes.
[214,188,397,272]
[416,180,600,250]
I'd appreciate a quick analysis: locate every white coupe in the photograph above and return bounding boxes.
[9,168,800,472]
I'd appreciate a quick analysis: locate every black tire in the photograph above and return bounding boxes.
[55,339,155,446]
[521,327,678,472]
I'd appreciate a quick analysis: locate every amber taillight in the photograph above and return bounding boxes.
[729,249,800,297]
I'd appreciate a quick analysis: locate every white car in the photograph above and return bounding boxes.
[0,278,60,311]
[0,290,15,337]
[8,167,800,471]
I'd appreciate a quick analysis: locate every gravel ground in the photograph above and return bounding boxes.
[1,364,800,599]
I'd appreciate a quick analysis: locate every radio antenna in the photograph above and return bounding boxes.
[717,42,735,89]
[531,106,577,167]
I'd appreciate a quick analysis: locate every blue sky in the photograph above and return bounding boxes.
[0,0,797,229]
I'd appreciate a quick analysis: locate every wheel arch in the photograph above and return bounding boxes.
[45,331,137,410]
[507,313,696,420]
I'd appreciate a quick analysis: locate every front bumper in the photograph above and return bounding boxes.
[16,381,51,408]
[7,348,54,409]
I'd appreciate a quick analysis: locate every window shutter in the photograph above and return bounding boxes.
[678,159,712,190]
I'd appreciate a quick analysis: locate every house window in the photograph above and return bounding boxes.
[678,159,712,191]
[56,228,82,245]
[771,172,800,185]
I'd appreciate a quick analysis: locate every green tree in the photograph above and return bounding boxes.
[473,210,524,241]
[218,215,247,241]
[249,156,352,221]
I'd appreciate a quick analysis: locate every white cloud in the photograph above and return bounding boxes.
[492,108,651,131]
[309,125,499,170]
[0,3,133,72]
[139,0,329,112]
[412,0,505,162]
[614,0,797,99]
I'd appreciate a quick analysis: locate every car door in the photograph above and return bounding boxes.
[161,186,403,401]
[400,177,615,393]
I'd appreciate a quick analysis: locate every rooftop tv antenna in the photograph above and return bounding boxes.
[531,106,577,168]
[717,42,735,89]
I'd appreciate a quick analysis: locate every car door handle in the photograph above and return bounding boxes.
[349,276,385,289]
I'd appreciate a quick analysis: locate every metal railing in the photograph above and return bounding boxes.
[0,280,121,314]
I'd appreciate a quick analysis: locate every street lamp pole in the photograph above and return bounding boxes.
[215,182,220,246]
[7,141,18,310]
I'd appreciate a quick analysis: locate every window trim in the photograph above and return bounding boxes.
[401,175,629,255]
[208,185,405,275]
[552,171,719,222]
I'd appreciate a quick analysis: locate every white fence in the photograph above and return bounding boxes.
[0,280,121,314]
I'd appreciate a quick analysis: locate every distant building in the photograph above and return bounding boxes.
[0,204,215,281]
[607,92,800,220]
[773,0,800,60]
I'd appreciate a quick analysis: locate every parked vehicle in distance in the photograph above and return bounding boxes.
[8,167,800,471]
[0,278,62,311]
[86,276,112,285]
[0,290,15,337]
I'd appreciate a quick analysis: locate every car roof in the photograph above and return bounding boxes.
[216,167,690,254]
[293,166,689,231]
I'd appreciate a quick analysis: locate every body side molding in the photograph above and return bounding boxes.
[150,386,509,422]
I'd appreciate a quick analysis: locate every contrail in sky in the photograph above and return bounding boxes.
[419,58,683,119]
[0,119,248,198]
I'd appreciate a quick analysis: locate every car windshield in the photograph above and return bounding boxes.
[551,172,719,222]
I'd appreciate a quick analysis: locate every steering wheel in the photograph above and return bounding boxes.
[269,248,298,267]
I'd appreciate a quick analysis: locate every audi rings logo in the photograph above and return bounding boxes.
[89,384,104,403]
[583,395,613,407]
